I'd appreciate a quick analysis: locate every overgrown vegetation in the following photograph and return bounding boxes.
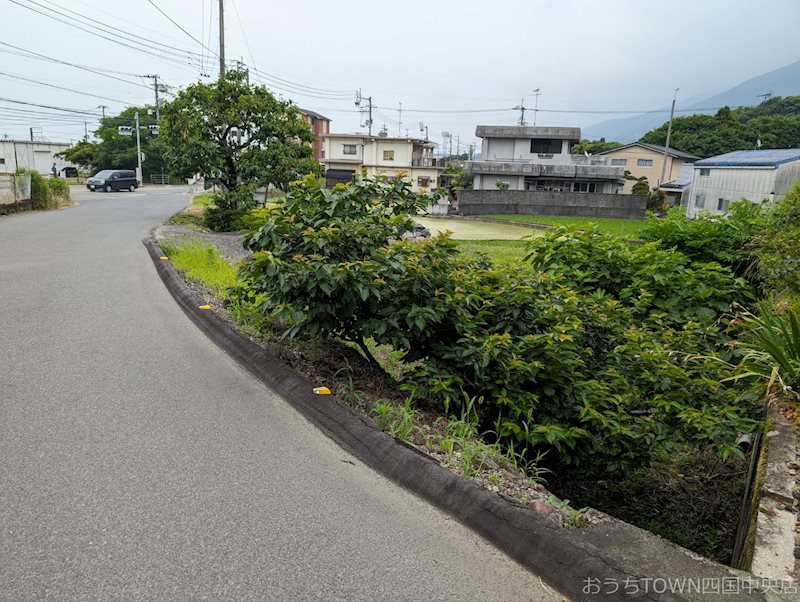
[237,175,761,475]
[17,169,71,210]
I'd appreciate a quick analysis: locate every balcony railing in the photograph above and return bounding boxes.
[487,154,611,166]
[410,158,447,167]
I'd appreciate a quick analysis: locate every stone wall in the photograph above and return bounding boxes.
[458,189,647,219]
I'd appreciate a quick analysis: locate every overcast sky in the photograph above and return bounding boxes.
[2,0,799,151]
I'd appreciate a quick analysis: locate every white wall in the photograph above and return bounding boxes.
[687,166,777,216]
[0,141,74,175]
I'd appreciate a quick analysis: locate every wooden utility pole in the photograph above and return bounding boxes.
[218,0,225,79]
[659,88,679,186]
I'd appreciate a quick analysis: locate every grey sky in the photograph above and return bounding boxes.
[2,0,799,151]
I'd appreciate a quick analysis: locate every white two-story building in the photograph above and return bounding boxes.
[321,133,445,192]
[464,126,625,193]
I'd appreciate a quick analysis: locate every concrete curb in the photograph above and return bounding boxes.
[144,237,778,601]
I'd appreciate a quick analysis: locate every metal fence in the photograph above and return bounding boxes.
[0,173,32,206]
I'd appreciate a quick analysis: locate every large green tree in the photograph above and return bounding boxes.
[160,70,320,194]
[640,96,800,157]
[55,107,165,176]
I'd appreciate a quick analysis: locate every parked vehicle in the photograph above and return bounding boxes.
[60,167,79,178]
[86,170,138,192]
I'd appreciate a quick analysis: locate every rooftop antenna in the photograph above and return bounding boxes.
[513,99,526,126]
[531,88,541,126]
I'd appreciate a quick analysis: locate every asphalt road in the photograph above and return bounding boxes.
[0,187,561,601]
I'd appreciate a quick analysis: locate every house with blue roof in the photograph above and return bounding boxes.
[686,149,800,217]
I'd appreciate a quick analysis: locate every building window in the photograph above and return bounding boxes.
[383,150,395,161]
[530,138,561,154]
[0,158,5,165]
[717,198,730,212]
[342,144,357,155]
[572,182,598,193]
[321,150,325,158]
[637,159,653,167]
[694,193,706,208]
[610,158,627,166]
[417,176,430,187]
[699,168,710,176]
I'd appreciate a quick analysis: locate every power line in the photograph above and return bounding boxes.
[144,0,218,57]
[0,71,133,104]
[0,96,102,116]
[0,43,152,89]
[7,0,203,72]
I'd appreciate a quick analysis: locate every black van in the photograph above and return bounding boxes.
[86,170,138,192]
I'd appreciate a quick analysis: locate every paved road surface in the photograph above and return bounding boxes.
[0,187,561,601]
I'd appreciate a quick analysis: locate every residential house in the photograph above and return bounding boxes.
[464,126,625,193]
[300,109,331,163]
[321,133,444,192]
[686,148,800,217]
[597,142,699,193]
[659,163,695,206]
[0,139,75,175]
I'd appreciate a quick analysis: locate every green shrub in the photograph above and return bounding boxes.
[753,181,800,299]
[47,177,70,202]
[237,177,761,473]
[203,186,256,231]
[638,201,769,276]
[20,170,52,209]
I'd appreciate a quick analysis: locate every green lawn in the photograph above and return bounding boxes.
[485,214,645,238]
[160,239,238,296]
[165,192,215,230]
[414,216,536,240]
[454,240,530,264]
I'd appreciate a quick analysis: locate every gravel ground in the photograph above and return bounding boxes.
[154,224,250,264]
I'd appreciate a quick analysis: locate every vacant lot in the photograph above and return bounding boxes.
[485,214,645,238]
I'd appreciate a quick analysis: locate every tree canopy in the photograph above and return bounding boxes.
[55,106,164,176]
[640,96,800,157]
[572,138,623,155]
[160,70,320,192]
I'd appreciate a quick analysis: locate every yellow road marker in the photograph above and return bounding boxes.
[198,304,212,310]
[313,387,332,395]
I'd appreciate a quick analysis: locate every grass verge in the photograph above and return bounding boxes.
[454,239,530,264]
[485,214,645,238]
[165,192,215,230]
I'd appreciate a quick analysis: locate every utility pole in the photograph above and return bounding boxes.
[659,88,679,186]
[29,127,33,142]
[97,105,108,119]
[398,102,402,136]
[455,135,460,157]
[531,88,541,126]
[135,111,143,185]
[218,0,225,79]
[355,89,373,136]
[513,99,526,126]
[84,121,88,141]
[143,76,161,120]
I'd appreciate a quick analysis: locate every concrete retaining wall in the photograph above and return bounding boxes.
[459,189,647,219]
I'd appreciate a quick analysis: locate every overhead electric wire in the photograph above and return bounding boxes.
[144,0,218,58]
[0,43,153,90]
[7,0,204,72]
[0,96,101,116]
[0,71,133,104]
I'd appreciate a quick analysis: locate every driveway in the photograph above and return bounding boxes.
[0,186,560,600]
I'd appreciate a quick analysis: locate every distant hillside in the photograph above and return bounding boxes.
[639,96,800,157]
[583,60,800,141]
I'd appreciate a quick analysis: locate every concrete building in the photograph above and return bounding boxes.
[465,126,625,193]
[0,140,75,175]
[321,133,445,192]
[300,109,331,163]
[686,149,800,217]
[597,142,699,193]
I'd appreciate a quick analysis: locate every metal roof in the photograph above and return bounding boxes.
[660,163,694,189]
[694,149,800,168]
[597,142,700,160]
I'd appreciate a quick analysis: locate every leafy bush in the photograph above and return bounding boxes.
[752,181,800,299]
[638,201,769,276]
[19,169,52,209]
[47,177,70,203]
[203,186,256,231]
[238,177,761,473]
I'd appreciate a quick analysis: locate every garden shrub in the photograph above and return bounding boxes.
[22,170,52,209]
[638,201,769,276]
[47,177,70,204]
[203,186,255,231]
[752,181,800,300]
[238,176,762,473]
